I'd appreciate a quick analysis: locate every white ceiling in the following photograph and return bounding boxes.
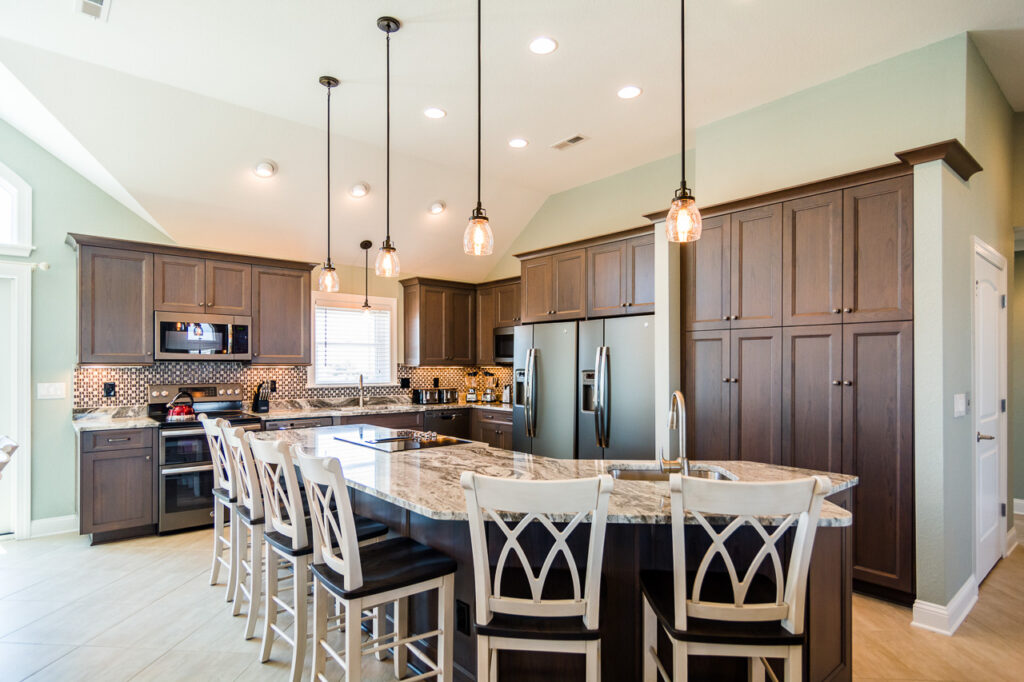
[0,0,1022,280]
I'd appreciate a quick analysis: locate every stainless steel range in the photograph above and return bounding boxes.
[148,383,262,532]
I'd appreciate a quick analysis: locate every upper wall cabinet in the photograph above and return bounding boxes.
[683,215,731,331]
[154,255,252,315]
[402,278,476,366]
[586,234,655,318]
[251,266,311,365]
[477,279,521,364]
[78,245,154,364]
[782,192,843,326]
[521,248,587,323]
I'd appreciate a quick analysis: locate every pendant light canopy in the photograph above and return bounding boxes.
[375,16,402,278]
[665,0,702,243]
[360,240,373,313]
[318,75,342,292]
[463,0,494,256]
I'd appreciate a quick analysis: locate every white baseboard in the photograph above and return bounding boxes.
[911,575,978,636]
[1007,525,1019,557]
[1014,498,1024,517]
[29,514,78,538]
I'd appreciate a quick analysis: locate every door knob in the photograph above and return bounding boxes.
[977,432,995,442]
[722,316,729,320]
[723,377,730,383]
[621,303,628,308]
[832,380,841,386]
[842,380,853,386]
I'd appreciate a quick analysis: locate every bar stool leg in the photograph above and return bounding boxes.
[231,521,247,616]
[642,597,657,682]
[475,635,491,682]
[260,548,278,663]
[311,578,328,682]
[289,555,309,682]
[244,527,263,640]
[393,597,408,678]
[345,595,364,682]
[210,500,224,586]
[749,657,766,682]
[672,640,688,682]
[374,606,388,661]
[784,646,802,682]
[585,640,601,682]
[438,574,454,682]
[225,506,239,602]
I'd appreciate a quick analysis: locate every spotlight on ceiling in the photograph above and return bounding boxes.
[429,201,446,215]
[253,160,277,178]
[617,85,643,100]
[424,107,447,119]
[350,182,370,198]
[508,138,528,149]
[529,37,558,55]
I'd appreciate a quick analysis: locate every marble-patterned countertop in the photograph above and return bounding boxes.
[253,425,856,527]
[71,399,513,433]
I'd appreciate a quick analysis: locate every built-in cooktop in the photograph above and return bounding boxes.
[334,424,470,452]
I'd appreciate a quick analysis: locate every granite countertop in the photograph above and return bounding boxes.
[253,425,857,527]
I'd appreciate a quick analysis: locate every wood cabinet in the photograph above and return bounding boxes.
[494,282,521,327]
[781,325,843,473]
[684,330,731,461]
[782,192,843,326]
[78,246,154,364]
[472,408,513,449]
[402,279,476,366]
[154,256,252,315]
[683,215,731,331]
[79,429,155,535]
[338,412,424,430]
[476,279,520,365]
[252,266,311,365]
[730,204,783,328]
[586,234,655,318]
[521,248,586,323]
[729,328,782,464]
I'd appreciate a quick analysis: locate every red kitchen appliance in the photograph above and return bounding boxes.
[166,391,196,421]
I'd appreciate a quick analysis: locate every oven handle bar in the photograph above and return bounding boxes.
[161,464,215,475]
[160,428,207,438]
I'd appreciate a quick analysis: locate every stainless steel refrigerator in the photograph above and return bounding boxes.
[512,322,578,459]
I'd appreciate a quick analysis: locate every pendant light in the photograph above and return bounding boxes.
[360,240,373,313]
[463,0,494,256]
[318,76,342,292]
[665,0,702,243]
[375,17,402,277]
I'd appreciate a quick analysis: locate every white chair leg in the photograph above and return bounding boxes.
[394,597,408,678]
[260,547,278,663]
[231,521,247,616]
[784,646,802,682]
[585,639,601,682]
[476,635,491,682]
[749,657,766,682]
[374,606,388,661]
[438,574,454,682]
[289,556,309,682]
[642,597,657,682]
[345,596,363,682]
[672,640,688,682]
[210,500,224,585]
[311,579,328,682]
[244,527,263,639]
[225,506,239,602]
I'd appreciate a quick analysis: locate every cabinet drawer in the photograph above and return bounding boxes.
[264,417,333,430]
[82,428,154,452]
[476,409,512,425]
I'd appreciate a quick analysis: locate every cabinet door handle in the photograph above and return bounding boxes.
[145,455,151,460]
[626,302,633,307]
[729,377,738,383]
[207,301,214,307]
[722,316,729,320]
[832,379,841,386]
[844,308,853,313]
[106,437,130,443]
[730,315,738,320]
[832,308,841,314]
[843,380,853,386]
[977,432,995,442]
[621,303,627,308]
[722,377,730,383]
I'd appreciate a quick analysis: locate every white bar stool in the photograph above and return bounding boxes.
[461,472,614,682]
[222,426,266,639]
[640,474,831,682]
[0,436,17,480]
[297,450,458,682]
[200,414,239,603]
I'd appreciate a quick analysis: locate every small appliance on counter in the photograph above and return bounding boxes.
[502,383,512,404]
[481,371,498,403]
[465,371,479,402]
[412,388,459,405]
[165,391,196,421]
[252,381,270,413]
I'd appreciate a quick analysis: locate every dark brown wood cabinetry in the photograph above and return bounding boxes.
[79,429,155,536]
[472,408,513,449]
[781,325,843,473]
[78,246,154,364]
[338,412,425,430]
[730,328,782,464]
[402,278,476,366]
[494,282,521,327]
[476,279,521,365]
[520,248,586,323]
[586,234,655,318]
[252,266,311,365]
[154,255,252,315]
[783,192,843,326]
[205,260,252,315]
[731,204,783,328]
[683,215,731,331]
[684,330,731,461]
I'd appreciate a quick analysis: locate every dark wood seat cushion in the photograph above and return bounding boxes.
[311,537,456,600]
[476,567,603,641]
[237,505,263,526]
[212,487,237,504]
[264,515,388,557]
[639,569,804,646]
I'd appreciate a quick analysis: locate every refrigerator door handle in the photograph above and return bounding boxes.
[593,347,604,448]
[525,348,538,437]
[597,346,611,448]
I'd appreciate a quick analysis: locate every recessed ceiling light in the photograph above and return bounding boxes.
[424,107,447,119]
[508,138,528,149]
[253,160,277,178]
[429,201,446,215]
[350,182,370,198]
[529,37,558,55]
[617,85,643,100]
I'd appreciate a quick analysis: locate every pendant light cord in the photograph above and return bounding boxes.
[476,0,482,211]
[385,30,392,243]
[364,247,369,306]
[680,0,685,188]
[326,84,333,266]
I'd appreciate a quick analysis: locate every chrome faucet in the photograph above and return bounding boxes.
[358,374,365,409]
[660,390,689,475]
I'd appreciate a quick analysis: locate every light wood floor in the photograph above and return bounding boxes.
[1,527,1022,681]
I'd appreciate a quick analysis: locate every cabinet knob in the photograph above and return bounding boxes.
[722,377,729,383]
[832,308,841,314]
[208,301,214,307]
[843,380,853,386]
[730,315,738,320]
[729,377,738,383]
[844,308,853,313]
[621,303,627,308]
[145,455,151,460]
[626,302,633,307]
[832,379,841,386]
[722,316,729,320]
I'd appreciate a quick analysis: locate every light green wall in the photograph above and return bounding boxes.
[1014,113,1024,228]
[0,118,171,521]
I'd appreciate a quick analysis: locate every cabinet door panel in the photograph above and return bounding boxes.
[477,288,495,365]
[477,420,504,448]
[154,255,205,313]
[783,192,843,326]
[552,248,587,319]
[843,176,913,322]
[730,328,782,464]
[587,241,627,317]
[80,448,154,534]
[419,286,447,365]
[521,256,553,323]
[626,234,656,314]
[206,260,252,315]
[684,331,731,461]
[683,214,730,331]
[782,326,843,473]
[80,246,154,364]
[730,205,782,328]
[252,266,310,365]
[495,282,521,326]
[446,288,475,365]
[843,321,914,593]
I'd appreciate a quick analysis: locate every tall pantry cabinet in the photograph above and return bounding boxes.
[683,173,915,600]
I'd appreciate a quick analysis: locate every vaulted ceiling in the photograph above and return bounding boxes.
[0,0,1021,280]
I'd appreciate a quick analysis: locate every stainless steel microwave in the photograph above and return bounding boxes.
[154,312,252,361]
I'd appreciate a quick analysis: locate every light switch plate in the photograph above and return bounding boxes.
[953,393,967,418]
[37,382,67,400]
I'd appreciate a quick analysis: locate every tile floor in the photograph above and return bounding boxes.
[1,527,1022,681]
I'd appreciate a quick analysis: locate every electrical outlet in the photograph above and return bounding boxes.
[103,382,116,397]
[36,382,67,400]
[953,393,967,418]
[269,380,277,392]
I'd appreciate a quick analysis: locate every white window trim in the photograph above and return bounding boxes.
[308,291,399,388]
[0,160,33,258]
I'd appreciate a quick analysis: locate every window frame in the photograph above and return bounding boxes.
[0,160,33,258]
[308,291,399,388]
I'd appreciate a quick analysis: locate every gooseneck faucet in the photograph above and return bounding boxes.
[660,390,689,475]
[358,374,365,409]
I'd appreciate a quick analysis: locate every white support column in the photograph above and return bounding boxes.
[652,219,682,461]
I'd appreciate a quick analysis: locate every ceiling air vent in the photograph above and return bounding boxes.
[75,0,111,21]
[550,134,587,151]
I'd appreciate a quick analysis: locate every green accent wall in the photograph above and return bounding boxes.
[0,118,172,521]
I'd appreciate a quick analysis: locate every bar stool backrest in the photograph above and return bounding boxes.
[461,472,614,630]
[223,427,264,521]
[670,474,831,636]
[199,415,234,498]
[0,435,17,477]
[295,448,363,590]
[249,437,307,550]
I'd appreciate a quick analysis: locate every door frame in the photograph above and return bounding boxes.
[0,261,32,540]
[970,236,1008,576]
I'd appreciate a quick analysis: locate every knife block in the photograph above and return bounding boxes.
[252,382,270,413]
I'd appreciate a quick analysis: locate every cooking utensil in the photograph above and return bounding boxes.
[166,391,195,421]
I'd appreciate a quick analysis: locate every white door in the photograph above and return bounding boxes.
[0,276,16,536]
[0,262,30,539]
[973,245,1006,582]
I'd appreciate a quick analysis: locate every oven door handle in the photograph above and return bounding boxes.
[161,464,215,475]
[160,428,207,438]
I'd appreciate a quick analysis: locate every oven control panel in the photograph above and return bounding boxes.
[147,383,245,403]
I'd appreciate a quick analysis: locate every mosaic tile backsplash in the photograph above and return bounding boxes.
[74,362,513,409]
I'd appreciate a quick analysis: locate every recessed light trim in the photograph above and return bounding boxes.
[423,107,447,119]
[617,85,643,100]
[350,182,370,198]
[253,160,277,178]
[508,138,528,149]
[529,37,558,55]
[429,201,446,215]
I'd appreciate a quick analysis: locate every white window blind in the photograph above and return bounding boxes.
[314,303,393,385]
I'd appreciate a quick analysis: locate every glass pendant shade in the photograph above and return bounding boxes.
[666,193,703,243]
[375,245,400,278]
[463,215,494,256]
[318,264,340,292]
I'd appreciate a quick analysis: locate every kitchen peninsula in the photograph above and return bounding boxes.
[255,425,858,681]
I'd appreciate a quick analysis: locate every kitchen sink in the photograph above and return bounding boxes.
[608,467,731,482]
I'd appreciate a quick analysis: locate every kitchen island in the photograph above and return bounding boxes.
[254,426,857,681]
